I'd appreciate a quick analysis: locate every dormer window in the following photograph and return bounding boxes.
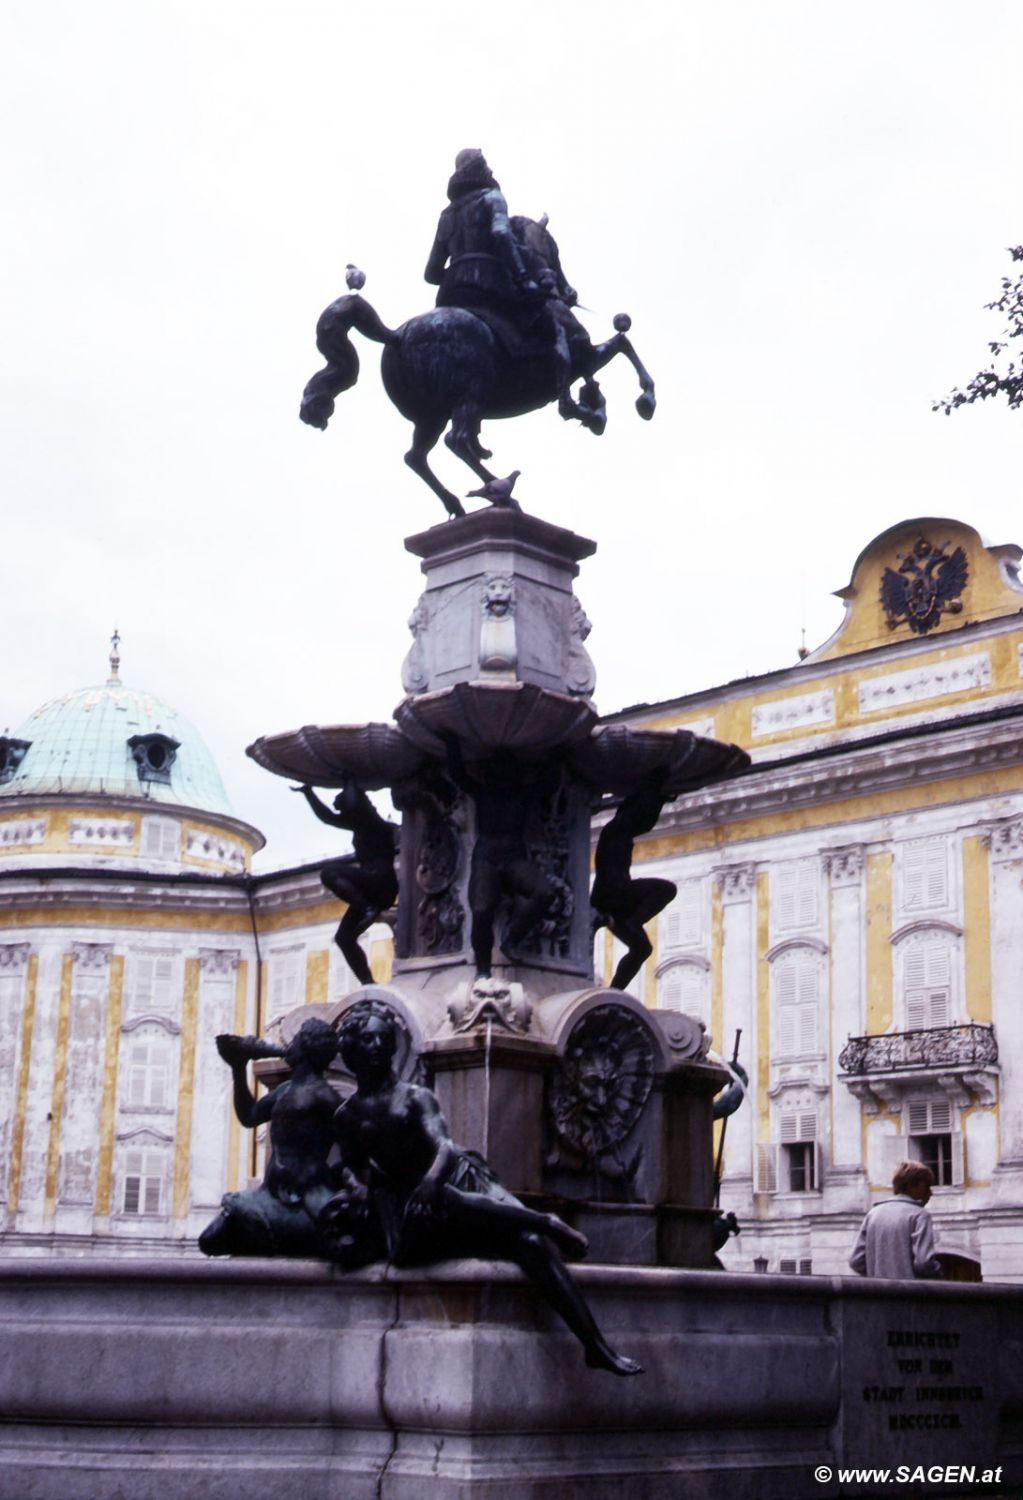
[128,733,180,786]
[0,738,31,785]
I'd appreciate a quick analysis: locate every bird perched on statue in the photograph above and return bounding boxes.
[345,263,366,292]
[466,471,521,509]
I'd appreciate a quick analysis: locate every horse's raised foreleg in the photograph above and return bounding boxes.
[588,314,657,421]
[405,417,466,518]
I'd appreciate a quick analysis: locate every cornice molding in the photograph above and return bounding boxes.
[651,717,1023,839]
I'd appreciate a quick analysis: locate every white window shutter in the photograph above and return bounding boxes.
[811,1139,821,1191]
[661,907,682,951]
[775,949,819,1057]
[779,1005,796,1056]
[775,865,797,931]
[950,1132,965,1187]
[904,938,952,1030]
[659,969,682,1012]
[680,880,702,945]
[925,844,948,908]
[779,1113,798,1144]
[903,843,926,910]
[775,861,819,931]
[796,863,818,928]
[149,1052,167,1108]
[903,840,948,912]
[907,1100,930,1136]
[142,817,179,859]
[755,1143,778,1193]
[798,1001,818,1056]
[143,1157,162,1214]
[152,958,174,1014]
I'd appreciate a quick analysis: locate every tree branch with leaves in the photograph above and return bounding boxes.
[935,245,1023,415]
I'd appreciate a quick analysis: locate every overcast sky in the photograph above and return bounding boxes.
[2,1,1021,868]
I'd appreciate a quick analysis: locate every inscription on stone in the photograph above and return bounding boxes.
[859,1328,985,1434]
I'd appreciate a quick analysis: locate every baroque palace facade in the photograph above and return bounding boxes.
[607,516,1023,1280]
[1,515,1021,1280]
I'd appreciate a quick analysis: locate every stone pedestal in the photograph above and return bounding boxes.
[426,1030,555,1196]
[3,1256,1021,1500]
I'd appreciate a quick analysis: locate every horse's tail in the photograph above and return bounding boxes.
[299,294,400,431]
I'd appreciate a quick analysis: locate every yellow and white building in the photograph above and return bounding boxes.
[4,514,1022,1279]
[0,648,377,1256]
[607,516,1023,1280]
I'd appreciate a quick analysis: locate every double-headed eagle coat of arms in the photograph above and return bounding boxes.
[880,537,969,635]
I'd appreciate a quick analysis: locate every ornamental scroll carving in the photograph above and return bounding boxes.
[984,819,1023,864]
[715,864,756,904]
[72,942,113,971]
[199,949,240,976]
[823,846,864,886]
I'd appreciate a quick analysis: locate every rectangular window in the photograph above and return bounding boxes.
[780,1111,819,1192]
[773,861,819,933]
[661,881,702,949]
[128,954,176,1017]
[784,1143,817,1192]
[126,1039,169,1108]
[122,1149,164,1214]
[902,839,949,913]
[141,817,180,860]
[267,949,305,1022]
[775,950,819,1056]
[906,1100,962,1186]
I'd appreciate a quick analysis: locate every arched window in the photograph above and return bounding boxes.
[656,958,709,1027]
[893,925,960,1031]
[771,944,823,1058]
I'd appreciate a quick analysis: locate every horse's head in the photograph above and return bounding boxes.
[511,214,578,306]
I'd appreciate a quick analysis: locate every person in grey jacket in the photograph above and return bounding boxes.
[849,1160,943,1280]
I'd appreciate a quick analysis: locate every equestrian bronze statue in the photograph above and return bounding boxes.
[300,149,656,517]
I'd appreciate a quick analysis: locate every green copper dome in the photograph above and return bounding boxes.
[0,677,235,818]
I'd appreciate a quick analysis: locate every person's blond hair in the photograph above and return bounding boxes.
[892,1159,935,1195]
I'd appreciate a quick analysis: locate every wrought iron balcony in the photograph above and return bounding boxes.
[839,1023,998,1077]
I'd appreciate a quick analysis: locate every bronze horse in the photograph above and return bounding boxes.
[300,217,656,517]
